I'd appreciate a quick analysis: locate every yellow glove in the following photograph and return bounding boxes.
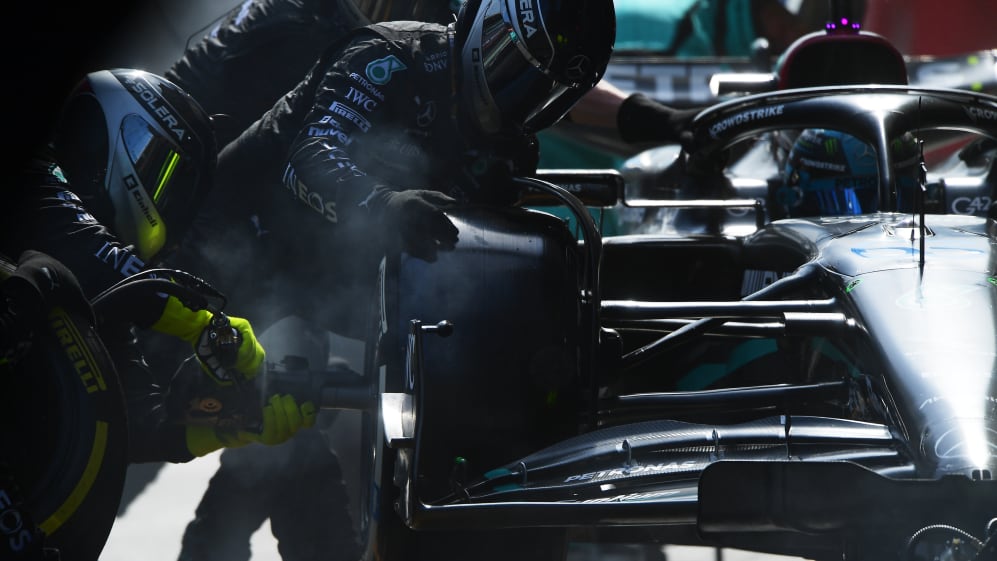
[184,394,317,457]
[151,295,265,383]
[240,394,318,445]
[185,425,251,457]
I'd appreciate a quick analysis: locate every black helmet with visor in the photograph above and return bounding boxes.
[457,0,616,135]
[53,69,217,262]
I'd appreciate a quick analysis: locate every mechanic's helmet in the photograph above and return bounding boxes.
[456,0,616,135]
[778,128,919,217]
[53,69,217,262]
[337,0,460,25]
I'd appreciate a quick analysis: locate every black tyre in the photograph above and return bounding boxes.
[357,206,580,561]
[357,255,415,561]
[1,256,128,561]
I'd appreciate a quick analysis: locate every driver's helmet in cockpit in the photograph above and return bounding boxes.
[777,128,920,218]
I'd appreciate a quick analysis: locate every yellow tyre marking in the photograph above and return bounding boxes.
[40,420,108,535]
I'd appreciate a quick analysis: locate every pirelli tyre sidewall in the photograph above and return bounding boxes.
[0,257,128,561]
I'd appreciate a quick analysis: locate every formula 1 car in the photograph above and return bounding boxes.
[298,32,997,561]
[12,13,997,561]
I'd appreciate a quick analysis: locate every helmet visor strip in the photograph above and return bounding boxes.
[471,0,582,132]
[121,114,199,226]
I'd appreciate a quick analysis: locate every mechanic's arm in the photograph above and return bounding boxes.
[1,250,91,365]
[281,37,457,261]
[568,80,700,144]
[127,297,313,463]
[185,394,317,457]
[29,183,261,371]
[147,279,325,459]
[28,182,301,461]
[37,190,266,382]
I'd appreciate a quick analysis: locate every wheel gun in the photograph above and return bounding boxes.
[173,315,372,432]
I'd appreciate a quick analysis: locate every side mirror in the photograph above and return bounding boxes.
[518,169,624,207]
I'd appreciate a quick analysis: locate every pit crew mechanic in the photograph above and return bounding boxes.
[166,1,691,559]
[0,68,315,465]
[204,0,695,290]
[164,0,463,144]
[161,3,467,561]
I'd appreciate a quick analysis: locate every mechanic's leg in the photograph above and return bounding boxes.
[177,445,274,561]
[268,424,360,561]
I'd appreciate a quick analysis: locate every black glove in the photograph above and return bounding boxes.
[362,186,459,262]
[4,250,91,319]
[2,251,92,363]
[617,93,700,146]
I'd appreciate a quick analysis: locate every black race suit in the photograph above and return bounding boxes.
[1,150,197,464]
[184,19,534,335]
[164,0,354,142]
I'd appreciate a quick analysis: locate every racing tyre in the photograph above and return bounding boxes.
[358,206,579,561]
[0,255,128,561]
[357,254,414,561]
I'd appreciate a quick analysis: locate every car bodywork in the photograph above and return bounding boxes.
[324,82,997,561]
